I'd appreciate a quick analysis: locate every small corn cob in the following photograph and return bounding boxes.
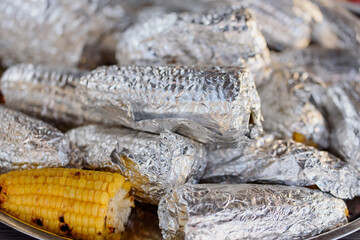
[0,168,134,240]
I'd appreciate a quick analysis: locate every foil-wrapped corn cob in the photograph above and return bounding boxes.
[258,67,328,148]
[271,47,360,85]
[0,64,88,127]
[311,0,360,49]
[78,65,263,146]
[321,81,360,167]
[158,184,348,240]
[0,107,70,173]
[66,125,207,204]
[203,135,360,199]
[229,0,323,51]
[0,168,134,239]
[0,0,131,68]
[117,7,270,86]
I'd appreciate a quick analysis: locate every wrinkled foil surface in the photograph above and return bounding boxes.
[311,0,360,49]
[258,67,328,148]
[0,0,133,68]
[271,47,360,85]
[158,184,348,240]
[78,65,262,146]
[117,7,270,86]
[321,81,360,167]
[0,64,88,127]
[0,106,70,173]
[228,0,322,51]
[203,135,360,199]
[66,125,207,204]
[0,0,92,67]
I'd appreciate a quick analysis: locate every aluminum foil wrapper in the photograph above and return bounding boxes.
[66,125,207,204]
[202,135,360,199]
[117,7,270,86]
[228,0,323,51]
[0,106,70,174]
[271,47,360,86]
[122,202,162,240]
[158,184,348,240]
[258,67,328,148]
[0,0,133,68]
[78,65,263,146]
[0,64,88,128]
[321,81,360,168]
[311,0,360,49]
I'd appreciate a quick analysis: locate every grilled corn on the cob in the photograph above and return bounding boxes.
[0,168,134,240]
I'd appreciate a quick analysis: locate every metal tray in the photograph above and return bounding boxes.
[1,209,360,240]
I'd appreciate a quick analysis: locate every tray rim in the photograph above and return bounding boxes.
[1,208,360,240]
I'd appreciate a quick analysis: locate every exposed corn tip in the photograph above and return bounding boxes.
[0,168,134,240]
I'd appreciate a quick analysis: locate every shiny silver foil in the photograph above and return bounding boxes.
[0,64,88,127]
[0,106,70,173]
[66,125,207,204]
[116,7,270,86]
[258,67,328,148]
[78,65,263,146]
[271,47,360,85]
[0,0,131,68]
[228,0,323,51]
[158,184,348,240]
[321,81,360,168]
[203,135,360,199]
[311,0,360,49]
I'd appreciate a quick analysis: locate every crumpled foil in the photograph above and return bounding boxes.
[202,135,360,199]
[158,183,348,240]
[228,0,323,51]
[78,65,263,146]
[271,47,360,86]
[0,106,70,174]
[117,7,270,86]
[122,202,162,240]
[258,67,328,148]
[66,125,207,204]
[310,0,360,49]
[0,0,131,68]
[0,64,88,128]
[321,81,360,168]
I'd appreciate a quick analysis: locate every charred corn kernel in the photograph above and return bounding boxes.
[0,168,133,240]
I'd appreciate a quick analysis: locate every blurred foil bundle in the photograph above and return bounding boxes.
[117,7,271,86]
[258,66,329,148]
[66,125,207,204]
[158,184,348,239]
[0,64,88,128]
[203,135,360,199]
[0,0,142,69]
[0,106,70,173]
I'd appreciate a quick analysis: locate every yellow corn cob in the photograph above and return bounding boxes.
[0,168,134,240]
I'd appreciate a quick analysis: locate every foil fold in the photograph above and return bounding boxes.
[117,7,270,86]
[0,106,70,173]
[0,64,88,127]
[258,67,328,148]
[321,81,360,168]
[0,0,131,68]
[158,183,348,240]
[311,0,360,49]
[203,135,360,199]
[78,65,263,146]
[66,125,207,204]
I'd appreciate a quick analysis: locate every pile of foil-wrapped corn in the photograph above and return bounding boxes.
[0,0,360,239]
